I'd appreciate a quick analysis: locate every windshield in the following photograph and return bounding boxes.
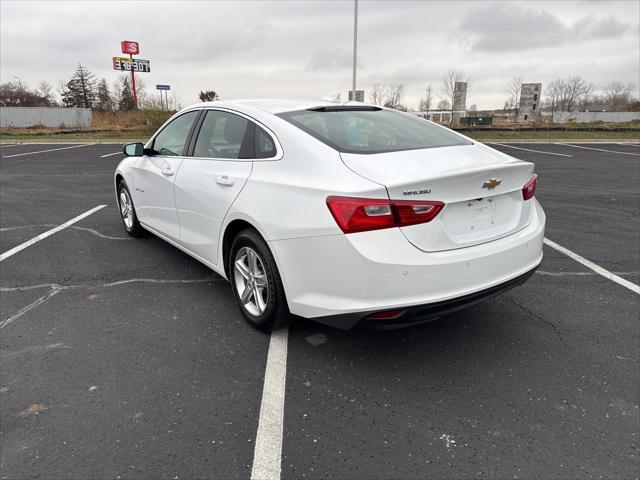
[278,107,471,154]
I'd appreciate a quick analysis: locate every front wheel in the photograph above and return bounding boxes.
[117,180,145,237]
[229,229,291,332]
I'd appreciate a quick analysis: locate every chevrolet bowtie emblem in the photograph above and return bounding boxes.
[482,178,502,189]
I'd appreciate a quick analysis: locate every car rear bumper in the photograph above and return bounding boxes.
[314,266,537,329]
[268,199,545,329]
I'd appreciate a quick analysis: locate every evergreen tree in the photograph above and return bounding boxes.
[119,78,135,111]
[61,63,96,108]
[95,79,113,111]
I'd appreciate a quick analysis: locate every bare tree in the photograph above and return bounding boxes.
[545,77,590,113]
[142,90,182,112]
[111,76,128,109]
[0,78,53,107]
[604,81,633,110]
[545,79,563,114]
[369,83,387,105]
[581,93,606,111]
[37,81,56,105]
[418,85,433,112]
[383,84,406,110]
[441,70,471,124]
[134,77,148,107]
[577,82,595,110]
[506,75,523,121]
[436,99,451,110]
[562,76,589,112]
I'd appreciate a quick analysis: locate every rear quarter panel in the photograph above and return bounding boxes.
[223,118,389,242]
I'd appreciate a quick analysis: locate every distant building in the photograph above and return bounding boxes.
[519,83,542,121]
[453,82,467,111]
[348,90,365,102]
[413,110,456,124]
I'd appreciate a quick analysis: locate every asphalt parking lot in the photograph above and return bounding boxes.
[1,141,638,479]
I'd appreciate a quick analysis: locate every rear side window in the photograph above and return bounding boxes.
[255,126,277,158]
[193,110,252,159]
[278,107,470,154]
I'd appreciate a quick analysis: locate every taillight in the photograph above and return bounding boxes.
[522,174,537,201]
[393,200,444,227]
[326,196,444,234]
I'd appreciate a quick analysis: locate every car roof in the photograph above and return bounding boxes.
[188,98,381,115]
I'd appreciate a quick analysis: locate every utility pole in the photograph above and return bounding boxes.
[352,0,358,101]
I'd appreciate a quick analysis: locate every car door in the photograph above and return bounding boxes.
[133,110,201,241]
[173,109,266,266]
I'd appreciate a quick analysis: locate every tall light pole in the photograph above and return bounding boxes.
[352,0,358,101]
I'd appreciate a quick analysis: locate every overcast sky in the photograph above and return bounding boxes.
[1,0,639,109]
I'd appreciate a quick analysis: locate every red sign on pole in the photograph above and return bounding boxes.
[121,40,140,55]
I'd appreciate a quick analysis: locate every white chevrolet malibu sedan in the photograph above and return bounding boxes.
[115,99,545,331]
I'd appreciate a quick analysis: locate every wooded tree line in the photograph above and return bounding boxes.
[544,78,635,112]
[503,76,635,114]
[0,63,180,111]
[1,63,636,113]
[374,70,473,115]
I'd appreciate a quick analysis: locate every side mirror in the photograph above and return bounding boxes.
[123,142,144,157]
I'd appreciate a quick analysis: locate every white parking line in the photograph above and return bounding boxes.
[0,205,107,262]
[1,144,92,158]
[544,238,640,295]
[489,143,573,157]
[251,327,289,480]
[556,143,640,156]
[100,152,123,158]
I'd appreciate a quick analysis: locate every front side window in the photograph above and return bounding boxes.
[151,110,199,156]
[278,107,470,154]
[193,110,251,159]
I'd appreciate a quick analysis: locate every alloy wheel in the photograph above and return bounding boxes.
[233,247,269,316]
[119,189,134,229]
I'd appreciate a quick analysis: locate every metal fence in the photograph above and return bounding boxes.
[552,111,640,124]
[0,107,92,128]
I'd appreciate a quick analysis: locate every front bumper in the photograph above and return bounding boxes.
[269,199,545,328]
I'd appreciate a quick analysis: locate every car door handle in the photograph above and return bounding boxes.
[216,175,234,186]
[161,167,174,176]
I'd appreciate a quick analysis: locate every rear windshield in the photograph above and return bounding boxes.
[277,107,470,154]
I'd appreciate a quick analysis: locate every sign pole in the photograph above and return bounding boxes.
[352,0,358,101]
[130,53,138,109]
[155,84,171,111]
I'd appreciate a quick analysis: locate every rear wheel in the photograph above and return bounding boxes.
[117,180,145,237]
[229,229,290,332]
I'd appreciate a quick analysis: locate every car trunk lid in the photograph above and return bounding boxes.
[340,144,535,252]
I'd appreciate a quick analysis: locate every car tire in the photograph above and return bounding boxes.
[117,180,145,238]
[229,228,291,332]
